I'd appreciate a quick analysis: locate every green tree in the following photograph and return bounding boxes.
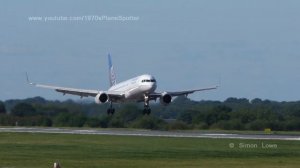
[85,117,101,127]
[0,101,6,114]
[53,113,71,127]
[131,116,166,130]
[53,112,86,127]
[177,110,193,124]
[11,103,36,117]
[167,120,189,130]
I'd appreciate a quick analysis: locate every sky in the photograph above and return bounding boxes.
[1,0,300,101]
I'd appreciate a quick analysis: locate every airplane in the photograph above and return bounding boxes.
[27,54,218,115]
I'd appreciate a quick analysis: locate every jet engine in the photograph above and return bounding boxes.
[160,93,172,105]
[95,92,109,104]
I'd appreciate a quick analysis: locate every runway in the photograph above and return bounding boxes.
[0,127,299,140]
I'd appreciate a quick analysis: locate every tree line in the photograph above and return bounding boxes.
[0,96,300,131]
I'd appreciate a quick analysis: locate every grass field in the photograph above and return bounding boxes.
[0,132,299,168]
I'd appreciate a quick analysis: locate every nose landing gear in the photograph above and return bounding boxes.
[143,94,151,115]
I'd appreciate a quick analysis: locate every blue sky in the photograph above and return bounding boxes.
[1,0,300,101]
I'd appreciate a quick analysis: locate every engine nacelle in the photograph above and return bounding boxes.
[95,92,109,104]
[160,93,172,105]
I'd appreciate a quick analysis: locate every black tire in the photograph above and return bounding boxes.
[143,109,147,115]
[111,108,115,115]
[143,108,151,115]
[147,108,151,115]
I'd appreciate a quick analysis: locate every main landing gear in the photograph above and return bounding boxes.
[106,94,152,115]
[143,94,151,115]
[107,102,115,115]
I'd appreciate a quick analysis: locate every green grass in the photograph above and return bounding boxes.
[0,132,299,168]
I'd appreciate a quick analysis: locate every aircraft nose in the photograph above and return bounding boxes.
[142,82,156,92]
[151,82,157,91]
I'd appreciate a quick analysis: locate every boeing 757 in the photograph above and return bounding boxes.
[27,54,218,115]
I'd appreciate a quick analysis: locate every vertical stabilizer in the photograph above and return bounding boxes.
[108,54,117,86]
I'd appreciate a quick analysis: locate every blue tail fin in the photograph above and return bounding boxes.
[108,54,117,87]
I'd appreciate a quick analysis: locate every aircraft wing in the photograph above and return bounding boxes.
[30,83,99,97]
[26,74,124,98]
[149,86,218,99]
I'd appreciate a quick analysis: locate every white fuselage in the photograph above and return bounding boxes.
[108,74,157,101]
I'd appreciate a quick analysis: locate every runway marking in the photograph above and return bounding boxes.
[0,127,299,141]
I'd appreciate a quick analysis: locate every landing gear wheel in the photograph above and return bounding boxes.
[111,108,115,115]
[107,108,115,115]
[107,102,115,115]
[143,108,151,115]
[143,94,151,115]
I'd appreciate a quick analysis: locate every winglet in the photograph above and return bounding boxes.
[108,54,117,87]
[217,76,221,88]
[26,72,35,85]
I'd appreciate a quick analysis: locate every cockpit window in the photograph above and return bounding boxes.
[142,79,156,83]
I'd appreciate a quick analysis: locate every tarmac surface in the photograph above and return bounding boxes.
[0,127,299,140]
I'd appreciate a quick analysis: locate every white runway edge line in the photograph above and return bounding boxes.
[0,127,299,141]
